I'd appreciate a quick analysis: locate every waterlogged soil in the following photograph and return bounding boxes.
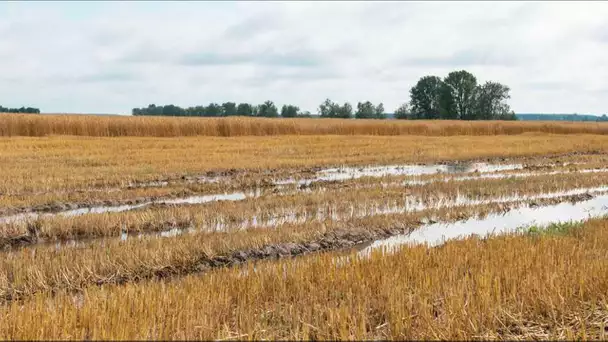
[3,192,603,305]
[1,153,602,217]
[274,162,525,186]
[168,192,608,279]
[0,188,243,218]
[0,192,253,225]
[1,161,518,216]
[2,187,601,251]
[127,187,608,241]
[0,151,606,251]
[402,168,608,186]
[137,150,605,187]
[2,162,608,249]
[360,193,608,256]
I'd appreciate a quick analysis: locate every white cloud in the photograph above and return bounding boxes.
[0,1,607,114]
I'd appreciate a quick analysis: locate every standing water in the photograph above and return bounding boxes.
[360,193,608,256]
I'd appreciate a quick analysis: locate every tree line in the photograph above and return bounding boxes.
[0,105,40,114]
[132,70,517,120]
[132,100,390,119]
[132,101,312,118]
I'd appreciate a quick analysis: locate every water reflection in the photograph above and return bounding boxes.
[0,192,249,225]
[360,194,608,256]
[275,162,523,185]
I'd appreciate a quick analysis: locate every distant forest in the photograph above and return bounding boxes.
[0,105,40,114]
[133,102,311,118]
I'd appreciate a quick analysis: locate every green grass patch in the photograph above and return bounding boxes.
[521,220,584,237]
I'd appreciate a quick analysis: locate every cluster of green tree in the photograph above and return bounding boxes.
[133,100,387,119]
[132,70,518,121]
[393,70,517,120]
[132,102,312,118]
[517,113,608,122]
[0,105,40,114]
[318,99,386,119]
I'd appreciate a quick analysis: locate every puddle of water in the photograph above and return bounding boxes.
[0,213,34,225]
[0,192,249,225]
[332,186,608,219]
[128,181,169,188]
[129,175,227,188]
[449,186,608,207]
[185,176,226,184]
[161,193,246,205]
[6,163,599,226]
[403,168,608,186]
[316,162,523,181]
[63,203,152,217]
[275,162,523,185]
[133,186,608,243]
[159,227,184,238]
[360,193,608,256]
[22,185,608,253]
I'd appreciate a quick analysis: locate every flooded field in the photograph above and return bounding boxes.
[274,161,525,185]
[1,132,607,340]
[362,193,608,254]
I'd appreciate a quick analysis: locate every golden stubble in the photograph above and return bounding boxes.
[1,217,607,340]
[1,133,607,206]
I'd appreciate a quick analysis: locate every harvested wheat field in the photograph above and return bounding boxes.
[1,116,608,340]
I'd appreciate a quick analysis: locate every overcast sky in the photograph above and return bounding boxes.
[1,1,607,115]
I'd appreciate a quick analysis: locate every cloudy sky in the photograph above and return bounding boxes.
[1,1,607,115]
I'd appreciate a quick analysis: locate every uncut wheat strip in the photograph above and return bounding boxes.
[2,114,608,137]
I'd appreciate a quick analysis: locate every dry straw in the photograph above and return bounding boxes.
[2,216,607,339]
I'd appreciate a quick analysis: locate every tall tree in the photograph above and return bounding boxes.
[205,103,223,117]
[187,106,206,116]
[337,102,353,119]
[394,103,411,119]
[440,70,478,120]
[162,104,185,116]
[355,101,375,119]
[146,104,162,116]
[374,103,385,119]
[222,102,237,116]
[257,100,279,117]
[280,105,300,118]
[236,103,254,116]
[473,81,512,120]
[409,76,443,119]
[319,98,340,118]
